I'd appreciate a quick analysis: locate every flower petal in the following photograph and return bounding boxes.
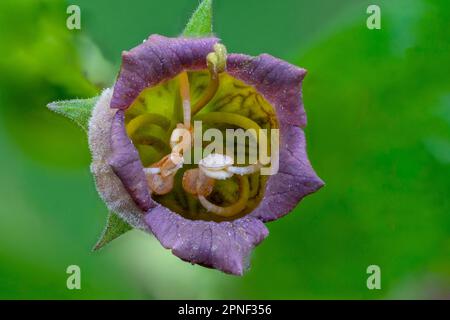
[145,206,268,275]
[227,53,307,127]
[251,126,324,221]
[226,53,324,222]
[111,35,219,110]
[109,109,153,211]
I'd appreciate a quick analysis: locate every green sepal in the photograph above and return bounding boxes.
[183,0,213,37]
[47,96,98,132]
[93,212,133,251]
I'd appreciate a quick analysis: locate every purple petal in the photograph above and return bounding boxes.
[251,126,324,221]
[227,54,324,222]
[109,110,153,211]
[227,53,307,127]
[145,206,268,275]
[111,35,219,110]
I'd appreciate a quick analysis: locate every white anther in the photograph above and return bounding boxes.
[227,163,262,175]
[198,154,262,179]
[199,167,234,180]
[199,153,233,171]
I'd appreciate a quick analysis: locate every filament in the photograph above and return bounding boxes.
[198,176,249,217]
[179,71,191,128]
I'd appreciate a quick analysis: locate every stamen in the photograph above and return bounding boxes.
[146,172,175,195]
[159,153,184,177]
[198,176,249,217]
[144,153,184,194]
[179,71,191,128]
[162,153,184,176]
[182,168,215,197]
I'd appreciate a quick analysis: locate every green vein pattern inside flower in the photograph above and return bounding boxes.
[124,54,278,222]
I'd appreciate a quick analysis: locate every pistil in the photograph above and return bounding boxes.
[191,44,227,115]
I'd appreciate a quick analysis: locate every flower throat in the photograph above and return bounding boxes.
[123,45,279,222]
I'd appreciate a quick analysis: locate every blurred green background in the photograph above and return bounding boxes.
[0,0,449,299]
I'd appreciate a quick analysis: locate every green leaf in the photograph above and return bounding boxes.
[183,0,213,37]
[93,212,133,251]
[47,96,98,132]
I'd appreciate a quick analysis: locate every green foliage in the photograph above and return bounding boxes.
[239,0,450,299]
[183,0,213,37]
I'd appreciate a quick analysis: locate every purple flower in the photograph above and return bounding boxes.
[88,35,323,275]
